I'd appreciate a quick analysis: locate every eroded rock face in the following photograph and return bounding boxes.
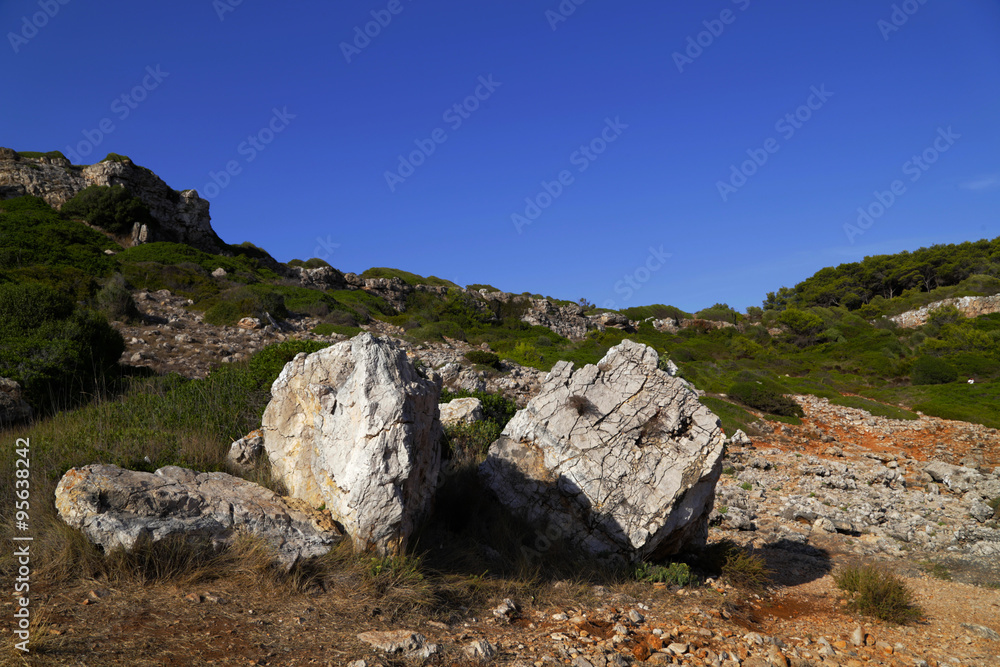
[54,464,340,569]
[262,333,442,556]
[891,294,1000,328]
[0,149,223,253]
[480,339,725,562]
[0,377,32,425]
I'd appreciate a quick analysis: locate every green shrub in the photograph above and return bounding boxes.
[202,286,287,326]
[464,350,500,368]
[15,150,67,160]
[288,257,331,269]
[834,563,922,624]
[911,355,958,385]
[727,381,804,417]
[95,274,141,323]
[634,561,694,586]
[507,341,542,368]
[0,195,117,277]
[778,308,824,337]
[720,544,771,592]
[0,282,124,411]
[61,185,155,236]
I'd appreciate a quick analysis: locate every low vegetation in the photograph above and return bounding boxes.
[834,562,922,624]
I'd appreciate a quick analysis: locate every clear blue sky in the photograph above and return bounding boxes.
[4,0,999,312]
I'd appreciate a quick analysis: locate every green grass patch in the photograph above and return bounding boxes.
[698,396,757,436]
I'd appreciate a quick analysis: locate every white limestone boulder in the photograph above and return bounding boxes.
[262,333,442,556]
[480,339,725,562]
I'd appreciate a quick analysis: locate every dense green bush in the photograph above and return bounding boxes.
[95,274,141,323]
[727,381,804,417]
[61,185,155,236]
[0,196,117,277]
[464,350,500,368]
[911,355,958,385]
[0,282,124,411]
[287,257,332,269]
[203,286,288,326]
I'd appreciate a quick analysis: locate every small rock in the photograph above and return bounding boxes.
[961,623,1000,640]
[850,626,865,647]
[464,639,497,659]
[212,268,227,278]
[628,609,645,624]
[493,598,519,622]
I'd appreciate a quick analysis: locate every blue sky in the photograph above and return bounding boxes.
[4,0,999,312]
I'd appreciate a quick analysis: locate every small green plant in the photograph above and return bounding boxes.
[740,482,753,491]
[809,492,817,498]
[634,561,694,587]
[95,273,141,323]
[464,350,500,368]
[728,381,804,418]
[718,506,728,514]
[722,466,736,476]
[987,496,1000,519]
[719,543,771,592]
[834,562,922,624]
[922,561,952,581]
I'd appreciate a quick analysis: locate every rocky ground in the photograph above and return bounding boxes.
[9,291,1000,666]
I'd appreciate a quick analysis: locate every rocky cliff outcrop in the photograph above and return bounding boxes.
[261,333,442,556]
[480,339,725,563]
[890,293,1000,328]
[0,148,223,253]
[55,464,340,570]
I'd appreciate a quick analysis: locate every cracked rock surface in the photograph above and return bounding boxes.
[481,339,725,562]
[54,464,340,570]
[262,332,442,556]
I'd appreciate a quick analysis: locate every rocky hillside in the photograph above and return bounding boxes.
[0,148,223,253]
[891,294,1000,328]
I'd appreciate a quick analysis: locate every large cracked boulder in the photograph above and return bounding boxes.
[480,339,725,562]
[262,333,442,556]
[54,464,340,570]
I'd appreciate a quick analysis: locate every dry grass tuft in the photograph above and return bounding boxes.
[835,562,922,624]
